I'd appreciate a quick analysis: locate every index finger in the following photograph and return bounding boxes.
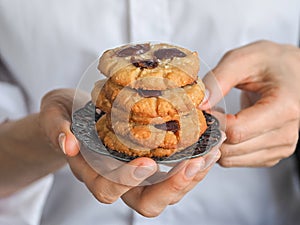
[225,93,297,144]
[200,41,271,110]
[67,154,157,204]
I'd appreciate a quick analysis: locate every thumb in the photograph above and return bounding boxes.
[40,89,80,157]
[57,122,80,157]
[199,69,229,110]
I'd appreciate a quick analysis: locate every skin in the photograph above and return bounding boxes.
[201,40,300,167]
[42,89,223,217]
[0,40,299,217]
[0,113,66,196]
[0,89,222,217]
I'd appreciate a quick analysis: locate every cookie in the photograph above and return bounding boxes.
[91,79,110,112]
[105,108,207,150]
[93,42,208,158]
[91,78,205,123]
[96,114,203,158]
[98,43,200,90]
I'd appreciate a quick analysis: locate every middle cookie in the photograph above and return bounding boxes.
[91,78,205,124]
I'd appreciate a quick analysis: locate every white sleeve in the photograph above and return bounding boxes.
[0,70,53,225]
[0,175,54,225]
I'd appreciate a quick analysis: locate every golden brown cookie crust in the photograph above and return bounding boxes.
[92,78,205,121]
[93,42,208,158]
[96,114,179,157]
[105,109,207,150]
[98,43,200,90]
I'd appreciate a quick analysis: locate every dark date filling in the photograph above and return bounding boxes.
[117,45,188,70]
[114,45,189,134]
[153,48,186,60]
[131,59,158,69]
[116,44,150,57]
[154,120,180,133]
[137,89,162,97]
[95,108,105,122]
[136,80,197,98]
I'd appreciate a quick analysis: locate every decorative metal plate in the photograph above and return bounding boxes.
[72,101,222,164]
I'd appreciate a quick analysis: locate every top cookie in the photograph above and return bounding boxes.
[98,43,200,90]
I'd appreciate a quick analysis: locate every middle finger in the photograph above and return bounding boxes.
[221,120,299,157]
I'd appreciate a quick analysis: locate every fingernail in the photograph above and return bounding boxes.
[134,166,156,179]
[185,159,205,178]
[58,133,66,154]
[203,149,221,170]
[222,135,227,143]
[199,89,210,108]
[203,89,210,103]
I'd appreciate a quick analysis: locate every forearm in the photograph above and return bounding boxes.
[0,113,66,197]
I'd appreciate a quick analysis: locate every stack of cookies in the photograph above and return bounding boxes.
[91,43,207,158]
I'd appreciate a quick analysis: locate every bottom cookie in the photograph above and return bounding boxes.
[105,109,207,150]
[96,114,180,157]
[71,101,222,163]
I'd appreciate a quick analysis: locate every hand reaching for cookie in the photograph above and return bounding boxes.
[201,40,300,167]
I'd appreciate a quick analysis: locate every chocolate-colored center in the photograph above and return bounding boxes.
[137,89,162,97]
[95,108,104,122]
[154,120,180,132]
[154,48,187,60]
[132,59,158,69]
[116,44,150,57]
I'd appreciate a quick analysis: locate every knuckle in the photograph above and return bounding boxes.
[283,133,297,145]
[169,180,187,192]
[223,46,252,62]
[277,136,295,148]
[169,197,182,205]
[285,102,300,121]
[136,203,163,218]
[255,40,274,47]
[223,49,236,59]
[276,129,298,155]
[40,89,63,109]
[70,169,84,183]
[93,191,118,204]
[264,160,280,168]
[218,158,233,168]
[193,171,208,182]
[278,146,296,159]
[222,49,248,64]
[220,144,231,157]
[40,90,55,104]
[226,127,244,144]
[222,40,277,66]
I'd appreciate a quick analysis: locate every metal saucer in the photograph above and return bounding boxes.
[72,101,222,164]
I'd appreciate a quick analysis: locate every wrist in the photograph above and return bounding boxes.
[0,114,66,196]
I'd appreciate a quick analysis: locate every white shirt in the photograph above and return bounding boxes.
[0,0,300,224]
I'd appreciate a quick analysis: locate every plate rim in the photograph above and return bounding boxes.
[71,101,222,164]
